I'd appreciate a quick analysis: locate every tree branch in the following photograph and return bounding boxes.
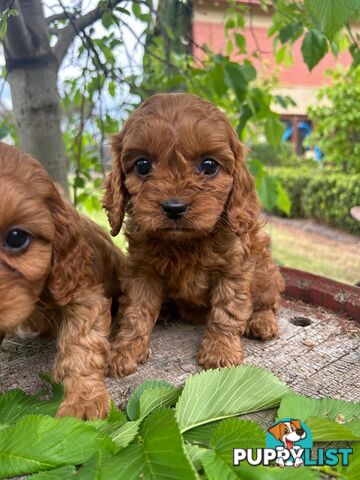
[0,0,33,58]
[46,11,74,25]
[53,0,123,67]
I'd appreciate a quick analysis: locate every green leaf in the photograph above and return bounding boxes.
[234,32,246,52]
[265,116,285,147]
[210,418,265,461]
[305,0,356,41]
[0,373,64,424]
[301,29,328,70]
[77,409,198,479]
[108,81,116,98]
[276,180,291,215]
[277,392,360,423]
[99,419,141,450]
[74,176,85,189]
[140,386,181,419]
[183,421,221,447]
[138,409,198,479]
[209,63,228,97]
[335,442,360,480]
[201,450,237,480]
[0,18,7,41]
[176,366,289,433]
[279,22,303,43]
[224,63,248,102]
[0,415,114,478]
[29,466,77,479]
[258,175,279,212]
[126,380,175,420]
[185,444,208,471]
[307,416,360,441]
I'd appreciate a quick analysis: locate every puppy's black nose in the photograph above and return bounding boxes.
[296,428,305,436]
[161,199,188,219]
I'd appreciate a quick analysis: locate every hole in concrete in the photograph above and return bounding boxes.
[290,316,312,327]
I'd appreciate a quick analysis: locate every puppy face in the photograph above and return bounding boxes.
[0,176,54,330]
[0,143,87,331]
[104,93,259,240]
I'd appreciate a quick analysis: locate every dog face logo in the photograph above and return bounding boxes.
[266,419,312,467]
[268,419,306,449]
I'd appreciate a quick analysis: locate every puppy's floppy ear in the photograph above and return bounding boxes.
[226,132,260,238]
[47,188,90,305]
[103,132,127,236]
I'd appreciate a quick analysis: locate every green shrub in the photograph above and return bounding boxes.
[270,167,315,217]
[272,167,360,234]
[302,174,360,234]
[248,142,318,169]
[248,142,295,167]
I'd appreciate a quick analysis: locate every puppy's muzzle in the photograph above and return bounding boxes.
[161,199,188,220]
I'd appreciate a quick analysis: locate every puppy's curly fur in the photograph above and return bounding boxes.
[0,142,124,419]
[104,93,284,377]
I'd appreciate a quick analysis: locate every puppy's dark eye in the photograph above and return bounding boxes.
[198,158,219,176]
[4,229,32,251]
[134,158,152,176]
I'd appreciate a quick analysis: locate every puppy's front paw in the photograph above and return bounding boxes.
[56,389,111,420]
[197,333,244,369]
[245,310,280,340]
[106,340,149,378]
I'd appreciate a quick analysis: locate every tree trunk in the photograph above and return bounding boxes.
[2,0,69,195]
[7,59,68,193]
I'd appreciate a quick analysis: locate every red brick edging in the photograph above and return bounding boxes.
[280,267,360,321]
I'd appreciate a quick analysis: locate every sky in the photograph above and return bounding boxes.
[0,0,149,113]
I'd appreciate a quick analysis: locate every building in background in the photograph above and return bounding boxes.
[192,0,352,154]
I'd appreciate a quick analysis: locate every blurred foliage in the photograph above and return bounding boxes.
[1,0,360,217]
[272,167,360,234]
[268,0,360,70]
[306,66,360,174]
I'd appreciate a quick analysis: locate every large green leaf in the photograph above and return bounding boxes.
[0,415,114,478]
[301,29,328,70]
[0,373,64,424]
[201,450,237,480]
[305,0,356,41]
[126,380,175,420]
[307,416,360,441]
[176,366,289,433]
[335,443,360,480]
[210,418,265,466]
[277,392,360,422]
[75,409,198,480]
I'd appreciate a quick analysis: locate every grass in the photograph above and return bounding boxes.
[265,222,360,285]
[81,209,359,286]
